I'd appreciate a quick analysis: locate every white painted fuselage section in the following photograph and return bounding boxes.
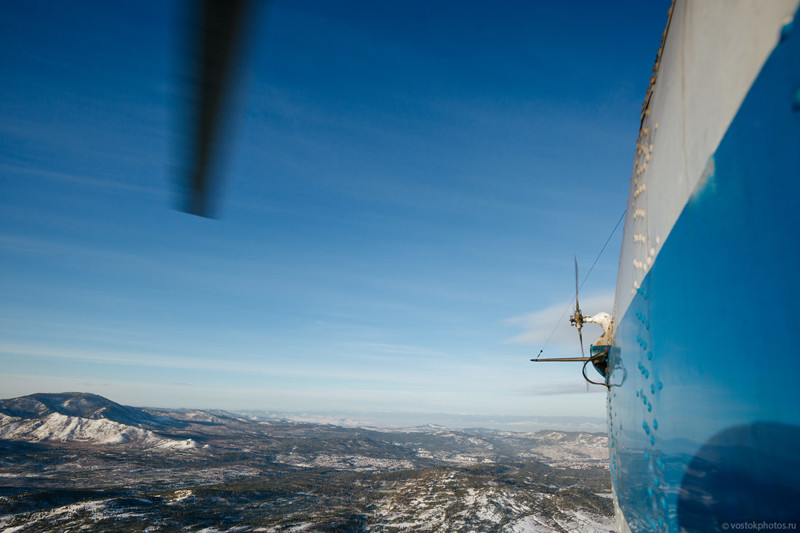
[614,0,799,320]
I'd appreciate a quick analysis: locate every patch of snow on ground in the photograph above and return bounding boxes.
[273,453,414,471]
[554,509,615,532]
[168,489,194,505]
[517,431,608,468]
[502,514,558,532]
[8,498,113,527]
[156,438,197,450]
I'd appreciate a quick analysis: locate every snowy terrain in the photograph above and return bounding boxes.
[0,393,613,531]
[0,412,195,448]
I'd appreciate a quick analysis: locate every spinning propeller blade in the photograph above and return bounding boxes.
[574,257,588,391]
[574,256,580,317]
[180,0,257,218]
[572,256,585,358]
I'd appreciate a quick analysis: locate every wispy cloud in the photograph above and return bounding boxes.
[0,342,451,387]
[0,162,162,196]
[515,382,606,396]
[503,291,614,348]
[347,342,444,358]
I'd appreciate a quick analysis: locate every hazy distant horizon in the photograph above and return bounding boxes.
[236,409,607,433]
[0,389,606,434]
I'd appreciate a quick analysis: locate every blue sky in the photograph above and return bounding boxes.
[0,0,670,421]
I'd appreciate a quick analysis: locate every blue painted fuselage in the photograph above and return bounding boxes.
[608,11,800,532]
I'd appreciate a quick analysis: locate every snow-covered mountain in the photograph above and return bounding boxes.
[0,393,195,449]
[0,412,195,448]
[0,392,183,428]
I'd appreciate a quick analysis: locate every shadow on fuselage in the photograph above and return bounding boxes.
[677,422,800,531]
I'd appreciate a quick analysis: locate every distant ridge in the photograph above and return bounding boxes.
[0,392,183,428]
